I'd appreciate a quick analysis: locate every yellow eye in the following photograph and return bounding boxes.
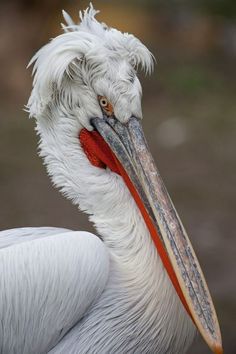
[99,96,108,107]
[98,95,114,116]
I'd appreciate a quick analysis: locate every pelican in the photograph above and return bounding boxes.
[0,5,222,354]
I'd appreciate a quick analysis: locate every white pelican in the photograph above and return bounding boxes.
[0,5,222,354]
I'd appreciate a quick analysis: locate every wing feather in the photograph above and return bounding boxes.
[0,231,109,353]
[0,227,71,248]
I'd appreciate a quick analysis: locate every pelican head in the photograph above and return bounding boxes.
[27,5,222,353]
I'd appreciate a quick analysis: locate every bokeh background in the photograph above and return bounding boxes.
[0,0,235,352]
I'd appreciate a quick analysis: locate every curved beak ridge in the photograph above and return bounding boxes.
[91,115,222,354]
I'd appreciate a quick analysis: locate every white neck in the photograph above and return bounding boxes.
[36,111,195,353]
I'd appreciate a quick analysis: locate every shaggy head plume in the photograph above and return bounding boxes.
[27,3,154,127]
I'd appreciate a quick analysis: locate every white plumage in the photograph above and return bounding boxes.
[0,229,109,353]
[0,4,222,354]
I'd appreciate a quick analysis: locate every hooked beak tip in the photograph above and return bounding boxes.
[213,342,223,354]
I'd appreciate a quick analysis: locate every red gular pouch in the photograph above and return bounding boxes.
[79,127,193,321]
[79,128,120,174]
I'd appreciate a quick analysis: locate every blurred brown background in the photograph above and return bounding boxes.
[0,0,235,353]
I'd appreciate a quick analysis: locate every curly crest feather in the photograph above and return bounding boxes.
[27,3,154,119]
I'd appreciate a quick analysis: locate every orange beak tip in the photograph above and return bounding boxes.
[212,342,223,354]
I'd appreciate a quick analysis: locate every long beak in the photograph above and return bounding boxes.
[91,115,222,354]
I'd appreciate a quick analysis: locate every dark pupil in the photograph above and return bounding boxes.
[102,100,106,106]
